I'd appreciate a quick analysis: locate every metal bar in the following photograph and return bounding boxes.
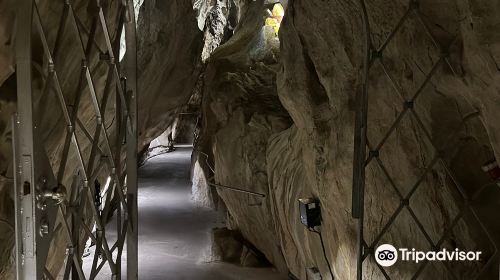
[66,4,123,181]
[114,5,126,217]
[368,203,404,248]
[33,5,71,125]
[115,206,124,277]
[84,186,117,273]
[353,0,371,279]
[113,8,126,273]
[44,267,56,280]
[76,118,106,157]
[75,14,105,55]
[33,3,90,182]
[52,3,69,59]
[194,149,215,173]
[14,0,41,278]
[90,179,115,277]
[376,7,412,54]
[13,1,135,279]
[97,4,134,134]
[409,56,444,102]
[85,66,113,173]
[56,15,98,184]
[125,0,139,277]
[370,107,409,157]
[57,205,85,280]
[91,259,108,280]
[352,0,498,278]
[352,0,371,216]
[378,59,406,100]
[98,7,115,62]
[405,206,436,245]
[56,68,85,184]
[374,262,391,280]
[62,249,73,280]
[80,221,99,246]
[67,4,90,58]
[208,182,266,198]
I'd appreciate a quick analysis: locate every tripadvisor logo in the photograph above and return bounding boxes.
[374,244,482,267]
[375,244,398,267]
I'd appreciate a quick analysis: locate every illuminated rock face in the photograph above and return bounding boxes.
[198,0,500,279]
[137,0,204,148]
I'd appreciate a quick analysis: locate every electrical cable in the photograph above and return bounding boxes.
[310,228,335,280]
[105,114,116,130]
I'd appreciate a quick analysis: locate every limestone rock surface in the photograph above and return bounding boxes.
[197,0,500,279]
[137,0,204,148]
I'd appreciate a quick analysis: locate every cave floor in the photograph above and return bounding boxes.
[83,146,285,280]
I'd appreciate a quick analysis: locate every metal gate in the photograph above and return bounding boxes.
[352,0,498,279]
[13,0,137,279]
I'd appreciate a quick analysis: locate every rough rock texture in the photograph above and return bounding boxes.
[196,0,293,276]
[197,0,500,279]
[137,0,204,148]
[211,227,270,267]
[140,113,197,164]
[191,159,214,209]
[0,0,15,86]
[194,0,238,61]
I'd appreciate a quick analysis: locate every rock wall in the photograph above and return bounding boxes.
[271,0,500,278]
[197,0,500,279]
[137,0,204,147]
[196,0,292,275]
[0,0,15,86]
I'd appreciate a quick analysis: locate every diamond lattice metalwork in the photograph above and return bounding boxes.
[352,0,498,279]
[13,0,137,279]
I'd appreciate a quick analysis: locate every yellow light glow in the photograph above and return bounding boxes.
[265,3,284,35]
[272,3,284,18]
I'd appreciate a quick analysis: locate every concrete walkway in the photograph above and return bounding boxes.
[84,146,284,280]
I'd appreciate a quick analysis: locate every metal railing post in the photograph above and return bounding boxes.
[352,1,371,279]
[125,0,138,278]
[14,1,58,279]
[14,1,37,278]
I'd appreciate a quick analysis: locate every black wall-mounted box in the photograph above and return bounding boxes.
[299,198,321,229]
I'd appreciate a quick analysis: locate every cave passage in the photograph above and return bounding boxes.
[84,145,284,279]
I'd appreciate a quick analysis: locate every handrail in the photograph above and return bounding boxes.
[208,182,266,198]
[193,148,265,198]
[194,148,215,173]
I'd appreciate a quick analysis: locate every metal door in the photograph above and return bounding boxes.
[13,0,137,279]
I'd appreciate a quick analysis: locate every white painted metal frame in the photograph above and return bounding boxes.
[13,0,137,279]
